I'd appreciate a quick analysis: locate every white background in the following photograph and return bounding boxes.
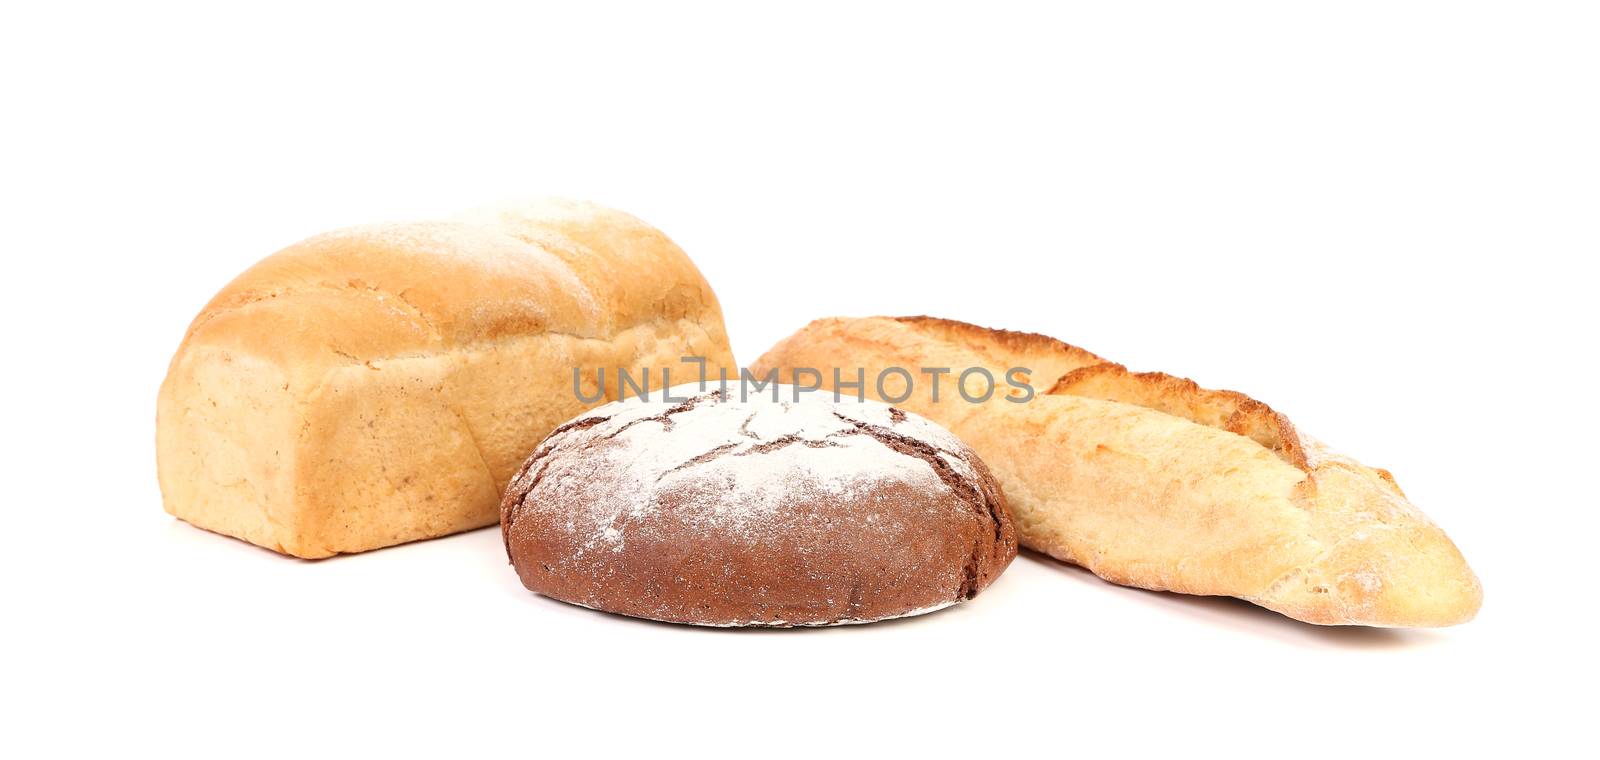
[5,2,1596,756]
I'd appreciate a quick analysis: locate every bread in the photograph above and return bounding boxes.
[752,316,1482,627]
[501,385,1017,626]
[157,200,735,558]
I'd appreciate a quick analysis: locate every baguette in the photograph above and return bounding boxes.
[752,316,1481,626]
[157,199,735,558]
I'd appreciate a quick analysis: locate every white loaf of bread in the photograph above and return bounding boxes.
[157,200,735,558]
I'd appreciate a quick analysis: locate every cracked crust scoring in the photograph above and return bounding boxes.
[501,388,1017,627]
[751,316,1482,627]
[156,199,736,558]
[1049,363,1308,469]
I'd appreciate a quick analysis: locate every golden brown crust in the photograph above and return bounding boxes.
[157,200,736,558]
[752,315,1482,627]
[893,316,1305,467]
[890,315,1105,390]
[1049,363,1308,469]
[893,315,1105,370]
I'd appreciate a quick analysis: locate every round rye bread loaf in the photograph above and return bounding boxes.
[500,386,1017,627]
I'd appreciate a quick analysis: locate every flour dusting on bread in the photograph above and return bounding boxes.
[508,386,974,555]
[501,383,1017,627]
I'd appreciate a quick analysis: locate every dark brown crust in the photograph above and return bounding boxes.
[500,395,1017,627]
[826,411,1015,598]
[498,411,623,551]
